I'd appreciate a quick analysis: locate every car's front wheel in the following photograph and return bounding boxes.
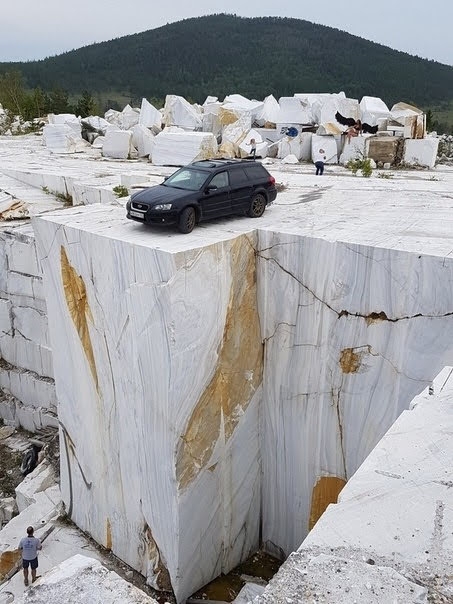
[178,206,196,233]
[247,193,266,218]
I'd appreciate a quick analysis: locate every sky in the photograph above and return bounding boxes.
[0,0,451,66]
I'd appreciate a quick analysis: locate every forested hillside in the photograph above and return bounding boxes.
[0,14,452,113]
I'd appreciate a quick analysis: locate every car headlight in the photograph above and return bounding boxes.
[154,203,172,211]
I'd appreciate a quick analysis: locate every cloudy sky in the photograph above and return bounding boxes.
[0,0,451,65]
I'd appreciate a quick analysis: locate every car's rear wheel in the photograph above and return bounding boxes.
[178,206,196,233]
[247,193,266,218]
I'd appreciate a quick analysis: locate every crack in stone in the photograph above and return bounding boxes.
[262,321,296,343]
[258,253,453,324]
[0,356,55,383]
[331,386,347,479]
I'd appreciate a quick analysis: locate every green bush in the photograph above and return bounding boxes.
[113,185,129,198]
[346,157,373,178]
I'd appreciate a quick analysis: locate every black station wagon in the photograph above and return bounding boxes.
[126,159,277,233]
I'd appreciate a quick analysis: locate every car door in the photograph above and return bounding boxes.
[199,171,231,220]
[229,167,253,213]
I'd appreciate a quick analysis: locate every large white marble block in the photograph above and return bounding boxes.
[360,96,390,125]
[255,369,453,603]
[47,113,80,134]
[102,129,136,160]
[277,132,312,161]
[220,94,263,126]
[33,213,262,602]
[152,130,217,166]
[258,233,453,559]
[311,134,338,163]
[339,134,369,164]
[131,124,155,158]
[121,104,140,130]
[277,97,313,125]
[404,138,439,168]
[139,98,162,132]
[163,95,202,130]
[256,94,280,126]
[219,114,252,157]
[42,125,87,154]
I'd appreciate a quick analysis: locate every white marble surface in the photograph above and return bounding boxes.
[33,217,262,602]
[404,137,439,168]
[258,232,453,556]
[2,134,453,601]
[255,367,453,602]
[152,130,218,166]
[15,555,158,603]
[163,95,202,130]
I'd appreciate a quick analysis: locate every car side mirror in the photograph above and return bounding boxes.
[206,185,218,193]
[163,176,169,182]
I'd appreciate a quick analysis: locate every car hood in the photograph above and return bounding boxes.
[131,185,194,206]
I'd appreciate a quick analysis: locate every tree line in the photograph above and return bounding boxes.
[0,71,98,120]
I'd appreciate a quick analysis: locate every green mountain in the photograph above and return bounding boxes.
[1,14,452,108]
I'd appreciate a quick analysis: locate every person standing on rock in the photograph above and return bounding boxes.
[249,138,257,160]
[18,526,42,585]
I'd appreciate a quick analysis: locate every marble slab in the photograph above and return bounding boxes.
[15,555,158,603]
[33,215,262,602]
[255,367,453,603]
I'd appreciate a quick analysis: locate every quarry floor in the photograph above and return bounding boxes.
[1,135,453,260]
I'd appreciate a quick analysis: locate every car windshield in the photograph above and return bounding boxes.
[163,168,209,191]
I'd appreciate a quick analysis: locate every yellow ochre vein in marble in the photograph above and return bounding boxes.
[60,246,99,392]
[176,236,263,490]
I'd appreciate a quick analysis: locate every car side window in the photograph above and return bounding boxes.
[244,166,267,180]
[228,168,249,185]
[208,172,229,189]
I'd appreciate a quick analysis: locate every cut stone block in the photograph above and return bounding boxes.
[163,95,202,130]
[15,461,57,513]
[277,97,312,125]
[121,105,140,131]
[131,124,155,158]
[255,95,280,126]
[278,133,312,161]
[43,125,88,154]
[368,136,402,165]
[404,138,439,168]
[152,131,217,166]
[34,215,262,602]
[220,94,263,126]
[102,130,135,160]
[139,98,161,132]
[404,114,425,139]
[339,136,369,165]
[359,96,390,125]
[311,134,338,164]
